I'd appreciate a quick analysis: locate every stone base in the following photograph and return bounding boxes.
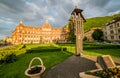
[75,53,83,57]
[79,72,100,78]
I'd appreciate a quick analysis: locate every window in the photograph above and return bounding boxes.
[110,25,113,29]
[45,36,49,39]
[111,36,114,40]
[18,30,22,33]
[105,37,107,39]
[105,32,107,35]
[110,30,114,34]
[117,23,119,27]
[118,29,120,33]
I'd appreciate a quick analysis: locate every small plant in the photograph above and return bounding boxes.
[22,44,26,48]
[86,67,120,78]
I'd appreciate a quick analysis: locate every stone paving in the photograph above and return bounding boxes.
[42,55,120,78]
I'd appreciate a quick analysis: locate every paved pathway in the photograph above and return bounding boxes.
[42,55,120,78]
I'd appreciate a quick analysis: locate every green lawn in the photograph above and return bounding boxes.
[0,51,72,78]
[0,44,72,78]
[84,49,120,58]
[58,43,120,58]
[0,43,120,78]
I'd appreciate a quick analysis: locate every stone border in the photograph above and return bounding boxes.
[79,66,120,78]
[79,69,100,78]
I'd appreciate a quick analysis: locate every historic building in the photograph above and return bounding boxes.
[102,17,120,42]
[4,36,12,43]
[84,27,102,42]
[12,20,69,44]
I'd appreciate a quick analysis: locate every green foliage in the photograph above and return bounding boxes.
[0,44,27,63]
[63,14,120,34]
[92,29,103,41]
[0,53,17,64]
[22,44,26,48]
[84,14,120,31]
[86,67,120,78]
[83,43,120,49]
[57,43,120,57]
[26,47,61,53]
[0,51,72,78]
[63,13,120,32]
[5,53,17,63]
[84,49,120,58]
[68,22,76,43]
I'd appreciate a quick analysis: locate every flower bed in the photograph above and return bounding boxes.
[85,66,120,78]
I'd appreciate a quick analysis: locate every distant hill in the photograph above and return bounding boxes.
[84,13,120,31]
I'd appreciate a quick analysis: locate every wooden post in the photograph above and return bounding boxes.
[69,6,86,56]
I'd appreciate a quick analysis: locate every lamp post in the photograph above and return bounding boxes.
[69,6,86,56]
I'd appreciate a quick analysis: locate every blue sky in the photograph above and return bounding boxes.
[0,0,120,39]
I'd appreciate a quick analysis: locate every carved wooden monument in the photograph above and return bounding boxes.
[69,6,86,56]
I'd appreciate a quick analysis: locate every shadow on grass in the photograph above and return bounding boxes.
[26,46,62,53]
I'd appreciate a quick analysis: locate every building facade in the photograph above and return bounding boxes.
[84,27,102,42]
[12,20,69,44]
[102,17,120,42]
[4,36,12,43]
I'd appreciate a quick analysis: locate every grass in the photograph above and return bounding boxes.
[0,44,73,78]
[0,51,72,78]
[83,49,120,58]
[0,43,120,78]
[57,43,120,58]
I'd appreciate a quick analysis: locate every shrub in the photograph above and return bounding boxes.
[26,48,61,53]
[5,53,17,63]
[22,44,26,48]
[83,43,120,49]
[0,53,17,64]
[0,59,4,64]
[61,47,67,51]
[86,67,120,78]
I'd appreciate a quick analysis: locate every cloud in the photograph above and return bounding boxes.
[0,0,120,39]
[47,16,55,23]
[0,27,11,37]
[108,10,120,16]
[26,2,40,12]
[0,18,16,25]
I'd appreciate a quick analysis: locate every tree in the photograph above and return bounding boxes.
[68,22,76,43]
[92,29,103,41]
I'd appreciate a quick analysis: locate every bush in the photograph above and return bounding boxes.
[0,53,17,64]
[26,48,61,53]
[5,53,17,63]
[83,43,120,49]
[86,67,120,78]
[22,44,26,48]
[0,59,4,64]
[61,47,67,51]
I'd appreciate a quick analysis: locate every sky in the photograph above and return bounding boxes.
[0,0,120,39]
